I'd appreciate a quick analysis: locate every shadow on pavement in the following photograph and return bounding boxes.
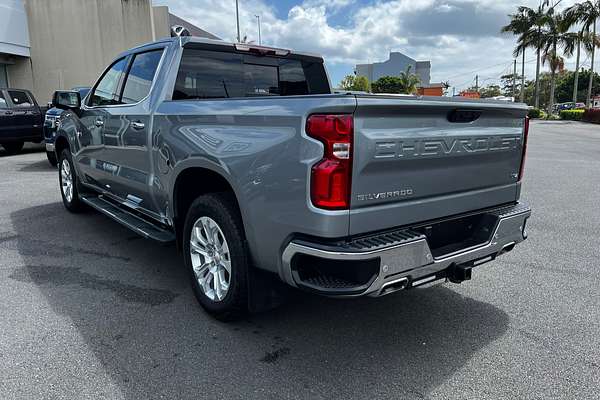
[17,159,56,172]
[9,203,510,399]
[0,143,45,158]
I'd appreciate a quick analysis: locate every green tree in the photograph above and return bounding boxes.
[539,8,576,113]
[501,5,543,102]
[502,1,551,108]
[353,76,370,92]
[339,75,356,90]
[565,1,600,106]
[500,73,524,97]
[339,75,370,92]
[397,66,421,94]
[478,85,503,98]
[371,67,421,94]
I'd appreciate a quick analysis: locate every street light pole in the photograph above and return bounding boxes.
[255,15,261,45]
[235,0,241,43]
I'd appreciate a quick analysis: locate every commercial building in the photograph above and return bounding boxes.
[0,0,217,103]
[356,52,432,87]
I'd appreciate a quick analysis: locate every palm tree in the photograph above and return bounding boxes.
[502,8,532,103]
[566,1,600,107]
[502,1,550,108]
[540,8,578,113]
[398,66,421,94]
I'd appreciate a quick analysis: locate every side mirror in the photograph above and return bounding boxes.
[52,90,81,110]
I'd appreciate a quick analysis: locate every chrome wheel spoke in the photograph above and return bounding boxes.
[190,216,232,303]
[60,159,74,203]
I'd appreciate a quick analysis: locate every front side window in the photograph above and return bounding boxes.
[121,50,163,104]
[0,92,7,109]
[8,91,33,108]
[89,58,128,107]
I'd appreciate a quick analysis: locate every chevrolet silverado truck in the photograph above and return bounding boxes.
[52,36,531,320]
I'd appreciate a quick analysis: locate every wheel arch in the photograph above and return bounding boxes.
[170,164,247,251]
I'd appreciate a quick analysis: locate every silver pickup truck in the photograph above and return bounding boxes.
[52,36,531,320]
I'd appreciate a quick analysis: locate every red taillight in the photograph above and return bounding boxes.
[306,114,353,210]
[518,116,529,181]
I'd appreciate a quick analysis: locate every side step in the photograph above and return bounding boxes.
[80,195,175,243]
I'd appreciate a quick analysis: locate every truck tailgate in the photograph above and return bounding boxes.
[349,95,528,235]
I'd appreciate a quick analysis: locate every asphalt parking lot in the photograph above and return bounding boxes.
[0,121,599,399]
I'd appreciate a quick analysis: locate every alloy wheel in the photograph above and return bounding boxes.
[189,216,232,302]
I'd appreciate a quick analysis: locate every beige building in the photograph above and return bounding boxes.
[0,0,217,103]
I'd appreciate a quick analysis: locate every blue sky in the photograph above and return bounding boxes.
[158,0,583,94]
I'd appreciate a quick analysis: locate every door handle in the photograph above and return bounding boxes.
[131,121,145,130]
[95,119,104,127]
[5,110,13,115]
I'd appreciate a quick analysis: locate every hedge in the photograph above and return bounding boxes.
[559,109,585,121]
[582,109,600,124]
[528,108,543,119]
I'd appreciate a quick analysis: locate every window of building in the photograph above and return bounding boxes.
[121,50,164,104]
[8,90,33,108]
[173,49,330,100]
[88,57,128,107]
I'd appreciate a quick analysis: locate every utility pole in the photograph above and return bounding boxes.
[512,59,517,99]
[255,15,261,45]
[475,75,479,92]
[235,0,241,43]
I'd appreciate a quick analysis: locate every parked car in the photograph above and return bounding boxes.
[0,88,45,155]
[52,37,531,320]
[44,87,90,166]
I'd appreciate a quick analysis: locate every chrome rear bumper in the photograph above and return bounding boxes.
[280,202,531,297]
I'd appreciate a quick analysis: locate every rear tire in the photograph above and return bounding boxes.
[58,149,85,213]
[2,141,24,155]
[183,193,249,321]
[46,150,58,167]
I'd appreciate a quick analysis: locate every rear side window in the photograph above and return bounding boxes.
[89,57,128,107]
[173,49,330,100]
[121,50,163,104]
[173,50,244,99]
[8,91,33,108]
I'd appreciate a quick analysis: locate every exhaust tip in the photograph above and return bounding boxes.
[379,277,409,296]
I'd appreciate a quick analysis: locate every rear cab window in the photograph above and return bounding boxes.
[173,48,330,100]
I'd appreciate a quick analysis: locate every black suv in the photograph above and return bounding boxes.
[0,88,45,155]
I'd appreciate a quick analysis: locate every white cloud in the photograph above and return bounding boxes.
[163,0,588,89]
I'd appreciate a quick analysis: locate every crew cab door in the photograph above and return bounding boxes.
[96,48,164,214]
[77,57,129,189]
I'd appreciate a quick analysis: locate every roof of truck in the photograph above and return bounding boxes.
[121,36,324,61]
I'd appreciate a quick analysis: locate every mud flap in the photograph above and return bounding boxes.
[247,267,289,313]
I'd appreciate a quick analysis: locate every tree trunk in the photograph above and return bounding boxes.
[573,35,581,103]
[534,43,541,108]
[548,43,557,114]
[521,50,526,103]
[587,20,597,107]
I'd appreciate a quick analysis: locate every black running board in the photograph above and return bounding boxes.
[80,195,175,243]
